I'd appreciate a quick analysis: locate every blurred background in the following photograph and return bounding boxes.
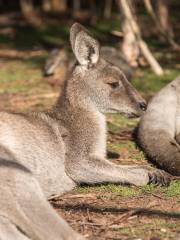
[0,0,179,111]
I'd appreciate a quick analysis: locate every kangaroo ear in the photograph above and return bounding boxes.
[70,23,100,67]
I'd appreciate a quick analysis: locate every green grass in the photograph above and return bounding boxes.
[107,114,138,132]
[77,181,180,199]
[141,181,180,198]
[132,69,180,97]
[77,184,138,197]
[0,53,51,94]
[163,181,180,197]
[0,61,43,93]
[115,219,180,239]
[24,55,48,68]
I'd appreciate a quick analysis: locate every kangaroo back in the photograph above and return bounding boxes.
[138,76,180,175]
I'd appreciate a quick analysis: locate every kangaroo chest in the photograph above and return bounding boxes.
[63,111,107,159]
[92,113,106,158]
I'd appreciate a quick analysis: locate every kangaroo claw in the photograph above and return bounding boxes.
[148,169,171,186]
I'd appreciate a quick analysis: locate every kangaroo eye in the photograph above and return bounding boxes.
[107,82,119,89]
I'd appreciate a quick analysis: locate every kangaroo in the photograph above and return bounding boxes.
[44,48,70,87]
[138,76,180,176]
[0,23,170,240]
[44,46,132,87]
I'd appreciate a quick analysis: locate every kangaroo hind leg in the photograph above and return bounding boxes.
[0,216,30,240]
[0,146,84,240]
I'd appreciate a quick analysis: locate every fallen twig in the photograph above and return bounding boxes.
[48,193,96,201]
[109,209,139,227]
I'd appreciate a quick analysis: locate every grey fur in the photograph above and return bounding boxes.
[0,23,170,240]
[138,76,180,175]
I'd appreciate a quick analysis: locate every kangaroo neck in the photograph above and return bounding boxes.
[54,74,104,125]
[56,93,106,130]
[54,91,107,158]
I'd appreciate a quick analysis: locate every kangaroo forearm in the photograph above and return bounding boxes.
[67,157,149,186]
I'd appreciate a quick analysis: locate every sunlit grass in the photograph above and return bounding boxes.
[132,68,180,97]
[115,219,179,239]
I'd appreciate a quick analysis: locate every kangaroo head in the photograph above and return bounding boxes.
[44,48,68,76]
[69,23,146,117]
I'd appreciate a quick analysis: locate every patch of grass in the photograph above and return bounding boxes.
[77,184,139,197]
[108,138,146,165]
[78,181,180,200]
[108,142,123,153]
[24,55,48,68]
[132,149,145,162]
[163,181,180,197]
[141,184,158,194]
[108,141,136,154]
[0,60,50,94]
[115,218,179,239]
[132,68,180,97]
[141,181,180,198]
[104,184,138,197]
[107,114,138,133]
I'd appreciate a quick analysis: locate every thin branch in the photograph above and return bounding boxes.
[144,0,180,50]
[117,0,164,75]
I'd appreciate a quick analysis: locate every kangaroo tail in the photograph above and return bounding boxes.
[138,128,180,176]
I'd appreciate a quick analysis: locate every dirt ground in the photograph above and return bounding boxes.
[51,191,180,240]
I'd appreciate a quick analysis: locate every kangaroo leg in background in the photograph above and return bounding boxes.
[175,93,180,145]
[67,157,170,187]
[0,147,84,240]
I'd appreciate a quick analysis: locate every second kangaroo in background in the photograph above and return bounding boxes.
[138,76,180,176]
[0,23,170,240]
[43,46,133,87]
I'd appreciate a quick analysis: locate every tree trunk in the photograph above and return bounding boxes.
[20,0,42,26]
[20,0,34,17]
[104,0,112,19]
[90,0,97,25]
[73,0,80,12]
[51,0,67,13]
[117,0,163,75]
[42,0,52,12]
[156,0,174,39]
[121,17,139,67]
[144,0,180,50]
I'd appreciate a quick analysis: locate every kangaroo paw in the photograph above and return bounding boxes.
[148,169,171,186]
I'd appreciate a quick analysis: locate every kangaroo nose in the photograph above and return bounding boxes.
[139,102,147,111]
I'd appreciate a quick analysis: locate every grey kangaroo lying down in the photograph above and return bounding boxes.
[0,23,170,240]
[138,76,180,176]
